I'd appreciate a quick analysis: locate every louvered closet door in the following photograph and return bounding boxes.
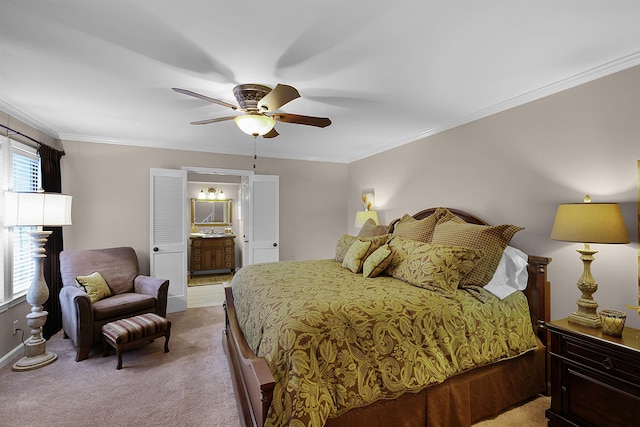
[150,168,188,313]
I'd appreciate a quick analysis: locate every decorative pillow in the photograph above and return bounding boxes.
[358,218,389,237]
[362,244,393,278]
[392,213,437,242]
[431,221,523,287]
[335,235,358,262]
[342,240,372,273]
[484,246,529,299]
[386,236,424,276]
[434,207,466,224]
[361,234,390,259]
[76,271,112,303]
[389,242,484,296]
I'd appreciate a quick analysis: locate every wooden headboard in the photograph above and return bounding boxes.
[389,207,551,346]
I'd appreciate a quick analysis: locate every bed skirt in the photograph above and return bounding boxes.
[324,340,546,427]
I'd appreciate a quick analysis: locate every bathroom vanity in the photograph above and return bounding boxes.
[189,234,236,277]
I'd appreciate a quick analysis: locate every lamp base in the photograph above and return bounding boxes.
[568,310,602,328]
[567,246,602,329]
[12,351,57,371]
[12,230,58,371]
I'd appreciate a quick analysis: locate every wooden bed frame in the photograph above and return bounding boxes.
[223,208,551,427]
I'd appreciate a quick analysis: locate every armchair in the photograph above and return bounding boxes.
[59,246,169,361]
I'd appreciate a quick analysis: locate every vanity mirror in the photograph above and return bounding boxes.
[191,198,232,227]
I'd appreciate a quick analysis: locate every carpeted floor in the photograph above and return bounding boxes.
[1,306,241,427]
[1,290,550,426]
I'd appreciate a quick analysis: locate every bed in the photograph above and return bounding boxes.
[223,207,551,427]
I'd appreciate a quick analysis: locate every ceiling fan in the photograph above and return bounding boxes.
[172,83,331,138]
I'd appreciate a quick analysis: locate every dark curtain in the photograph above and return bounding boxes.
[38,144,65,340]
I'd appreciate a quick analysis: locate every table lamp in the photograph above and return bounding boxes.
[550,195,629,328]
[354,210,379,228]
[4,191,72,370]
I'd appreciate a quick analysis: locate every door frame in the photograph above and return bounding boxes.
[182,166,254,275]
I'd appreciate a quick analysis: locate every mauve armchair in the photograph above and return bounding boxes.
[59,247,169,361]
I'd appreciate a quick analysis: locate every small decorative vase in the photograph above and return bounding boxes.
[600,309,626,337]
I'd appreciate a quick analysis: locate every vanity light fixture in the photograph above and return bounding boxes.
[198,187,226,200]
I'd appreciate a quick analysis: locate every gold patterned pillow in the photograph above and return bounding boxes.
[76,271,112,303]
[342,239,372,273]
[386,236,424,276]
[358,218,389,237]
[392,213,437,242]
[431,221,523,287]
[361,234,390,259]
[335,235,358,262]
[362,244,393,278]
[389,242,484,296]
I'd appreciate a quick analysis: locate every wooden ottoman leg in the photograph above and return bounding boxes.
[116,346,123,370]
[102,338,110,357]
[164,323,171,353]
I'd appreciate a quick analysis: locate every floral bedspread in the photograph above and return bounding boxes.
[232,259,538,427]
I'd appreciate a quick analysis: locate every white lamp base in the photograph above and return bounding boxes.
[12,230,57,371]
[13,351,57,371]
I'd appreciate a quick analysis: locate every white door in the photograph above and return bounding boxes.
[150,168,188,313]
[241,179,251,267]
[243,175,279,266]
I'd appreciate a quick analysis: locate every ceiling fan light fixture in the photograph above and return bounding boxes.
[234,114,276,137]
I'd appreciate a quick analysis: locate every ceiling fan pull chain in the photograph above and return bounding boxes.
[253,141,257,170]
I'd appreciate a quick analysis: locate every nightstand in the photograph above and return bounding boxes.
[546,318,640,426]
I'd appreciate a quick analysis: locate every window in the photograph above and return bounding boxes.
[1,136,41,307]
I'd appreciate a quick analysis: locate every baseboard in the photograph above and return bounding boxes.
[0,343,25,369]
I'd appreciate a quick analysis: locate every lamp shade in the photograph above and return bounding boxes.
[234,114,276,136]
[550,202,629,244]
[354,210,380,228]
[4,192,72,227]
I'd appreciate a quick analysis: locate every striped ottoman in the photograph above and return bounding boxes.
[102,313,171,370]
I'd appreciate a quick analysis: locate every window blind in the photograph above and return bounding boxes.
[12,143,40,296]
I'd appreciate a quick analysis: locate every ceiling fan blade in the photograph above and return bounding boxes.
[190,116,237,125]
[273,113,331,128]
[172,88,238,110]
[258,84,300,112]
[262,128,279,138]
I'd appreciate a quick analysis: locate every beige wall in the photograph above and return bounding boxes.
[2,64,640,363]
[60,141,349,272]
[349,65,640,328]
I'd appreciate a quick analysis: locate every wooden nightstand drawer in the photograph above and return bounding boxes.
[560,359,640,426]
[560,335,640,384]
[546,318,640,426]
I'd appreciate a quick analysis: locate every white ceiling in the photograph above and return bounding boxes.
[2,1,640,163]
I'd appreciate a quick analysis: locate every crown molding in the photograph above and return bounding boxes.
[0,99,60,140]
[348,50,640,163]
